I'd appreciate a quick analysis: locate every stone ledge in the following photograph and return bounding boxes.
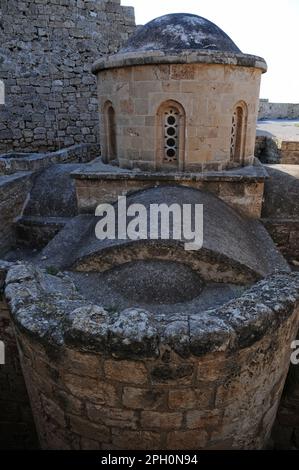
[71,157,269,183]
[0,144,100,176]
[0,171,33,191]
[92,50,267,74]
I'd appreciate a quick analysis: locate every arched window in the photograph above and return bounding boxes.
[230,101,247,164]
[103,101,117,162]
[156,100,186,170]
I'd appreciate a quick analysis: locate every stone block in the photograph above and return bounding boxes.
[104,360,148,385]
[168,386,215,410]
[140,411,183,430]
[122,387,166,410]
[86,403,138,429]
[166,430,208,449]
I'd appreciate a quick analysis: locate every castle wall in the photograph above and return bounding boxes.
[273,348,299,449]
[258,100,299,120]
[0,0,135,153]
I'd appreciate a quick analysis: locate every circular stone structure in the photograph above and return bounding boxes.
[5,263,299,450]
[92,13,267,172]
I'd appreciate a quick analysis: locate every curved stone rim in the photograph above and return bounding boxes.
[5,263,299,359]
[92,50,267,74]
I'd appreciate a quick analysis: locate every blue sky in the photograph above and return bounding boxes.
[121,0,299,103]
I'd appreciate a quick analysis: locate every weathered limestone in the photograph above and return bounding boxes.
[0,144,100,176]
[95,63,263,171]
[280,142,299,165]
[1,6,297,453]
[0,144,99,256]
[273,346,299,449]
[261,165,299,266]
[0,172,33,254]
[92,14,266,172]
[255,136,299,165]
[4,263,299,449]
[72,157,267,218]
[0,0,135,152]
[32,185,289,282]
[0,261,37,449]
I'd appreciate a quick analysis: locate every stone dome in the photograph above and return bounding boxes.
[120,13,241,54]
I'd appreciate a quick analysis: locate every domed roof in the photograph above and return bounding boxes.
[120,13,241,54]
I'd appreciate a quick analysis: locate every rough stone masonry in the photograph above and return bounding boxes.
[0,0,135,152]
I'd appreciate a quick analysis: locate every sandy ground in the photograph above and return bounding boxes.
[257,119,299,140]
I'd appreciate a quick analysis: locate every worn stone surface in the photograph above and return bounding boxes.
[0,172,33,255]
[0,144,99,176]
[16,216,69,250]
[0,2,298,453]
[120,13,241,54]
[94,63,263,171]
[66,185,288,279]
[0,144,100,256]
[4,262,299,449]
[0,262,38,449]
[72,157,268,218]
[261,164,299,266]
[92,12,266,172]
[255,135,281,164]
[0,0,135,152]
[4,262,299,357]
[68,269,246,318]
[258,100,299,120]
[24,164,84,218]
[255,120,299,164]
[272,331,299,450]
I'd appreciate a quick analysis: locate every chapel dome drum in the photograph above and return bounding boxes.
[92,13,267,172]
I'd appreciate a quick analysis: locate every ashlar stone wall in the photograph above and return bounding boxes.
[0,0,135,152]
[97,63,261,171]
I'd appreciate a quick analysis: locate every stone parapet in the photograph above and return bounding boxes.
[0,144,100,176]
[72,157,267,218]
[94,62,262,171]
[4,263,299,449]
[0,172,33,255]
